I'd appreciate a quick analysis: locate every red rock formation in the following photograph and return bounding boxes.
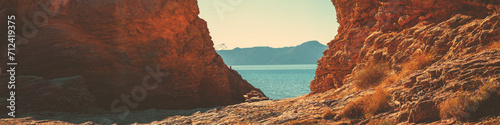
[1,0,262,110]
[311,0,500,93]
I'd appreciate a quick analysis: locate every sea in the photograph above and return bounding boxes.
[231,64,316,99]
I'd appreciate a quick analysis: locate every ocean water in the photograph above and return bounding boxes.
[231,64,316,99]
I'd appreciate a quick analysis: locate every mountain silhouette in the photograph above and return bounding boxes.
[217,41,327,65]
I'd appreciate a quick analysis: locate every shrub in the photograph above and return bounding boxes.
[353,63,389,89]
[381,51,435,86]
[341,97,365,119]
[341,88,392,119]
[439,79,500,120]
[439,92,469,119]
[364,88,392,118]
[380,71,401,86]
[401,51,435,75]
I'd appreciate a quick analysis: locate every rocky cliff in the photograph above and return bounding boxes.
[311,0,500,93]
[1,0,262,110]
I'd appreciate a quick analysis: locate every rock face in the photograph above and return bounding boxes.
[311,0,500,93]
[2,0,262,110]
[396,49,500,123]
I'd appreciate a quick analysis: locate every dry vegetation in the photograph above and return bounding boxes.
[340,96,365,119]
[341,88,392,119]
[401,51,435,74]
[340,51,434,121]
[439,92,469,119]
[354,51,435,90]
[381,51,435,86]
[439,79,500,120]
[353,63,389,89]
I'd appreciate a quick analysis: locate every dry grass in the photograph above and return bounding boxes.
[341,88,392,119]
[439,79,500,120]
[439,92,469,119]
[353,63,389,89]
[364,88,392,117]
[341,97,365,119]
[381,51,435,86]
[401,51,435,75]
[380,72,402,86]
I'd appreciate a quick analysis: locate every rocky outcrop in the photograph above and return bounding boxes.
[311,0,500,93]
[394,49,500,123]
[1,0,262,110]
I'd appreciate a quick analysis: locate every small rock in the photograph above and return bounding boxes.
[261,97,270,100]
[246,97,263,102]
[244,90,268,102]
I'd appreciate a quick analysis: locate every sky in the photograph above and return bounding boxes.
[197,0,338,50]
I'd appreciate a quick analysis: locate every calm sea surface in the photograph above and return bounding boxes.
[231,64,316,99]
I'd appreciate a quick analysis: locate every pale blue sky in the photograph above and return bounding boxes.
[198,0,338,49]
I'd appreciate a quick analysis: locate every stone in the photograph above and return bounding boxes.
[244,90,268,102]
[408,100,440,123]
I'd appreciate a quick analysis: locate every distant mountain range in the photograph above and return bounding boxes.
[216,41,328,65]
